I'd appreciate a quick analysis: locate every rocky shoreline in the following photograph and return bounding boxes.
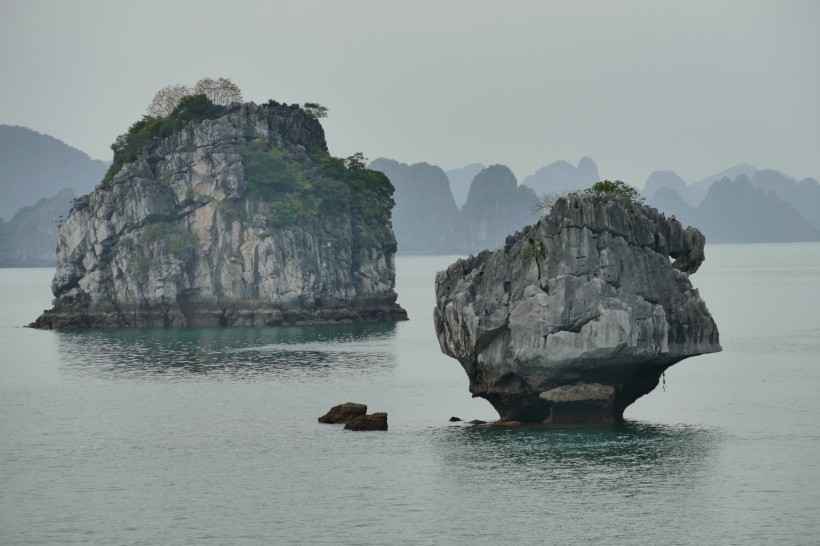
[31,295,407,329]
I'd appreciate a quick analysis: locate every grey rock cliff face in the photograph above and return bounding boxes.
[434,194,720,423]
[32,103,406,328]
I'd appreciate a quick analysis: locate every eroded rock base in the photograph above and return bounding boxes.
[31,298,408,330]
[540,384,617,424]
[473,367,668,425]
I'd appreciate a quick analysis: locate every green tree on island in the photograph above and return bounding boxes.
[580,179,645,204]
[302,102,328,119]
[532,179,644,214]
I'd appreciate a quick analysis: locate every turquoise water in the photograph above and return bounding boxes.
[1,246,819,544]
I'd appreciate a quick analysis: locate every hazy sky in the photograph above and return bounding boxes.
[2,0,818,187]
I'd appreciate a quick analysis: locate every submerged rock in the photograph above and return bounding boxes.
[318,402,368,424]
[31,101,406,329]
[434,194,721,424]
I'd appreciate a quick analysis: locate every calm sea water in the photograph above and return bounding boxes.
[1,246,819,545]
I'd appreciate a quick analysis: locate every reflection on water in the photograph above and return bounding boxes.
[425,422,725,544]
[433,421,721,490]
[56,322,398,381]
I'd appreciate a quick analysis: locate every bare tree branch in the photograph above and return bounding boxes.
[193,77,242,106]
[146,84,192,118]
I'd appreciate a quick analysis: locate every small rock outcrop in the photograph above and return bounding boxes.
[31,101,407,329]
[318,403,387,431]
[318,402,368,424]
[434,194,721,424]
[344,412,388,431]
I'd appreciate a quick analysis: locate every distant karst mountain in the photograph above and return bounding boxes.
[521,157,599,197]
[445,163,485,208]
[385,154,820,250]
[458,165,537,254]
[643,164,760,207]
[368,158,460,254]
[644,170,691,204]
[647,175,820,243]
[688,164,758,206]
[0,188,76,267]
[373,159,538,255]
[746,170,820,231]
[0,125,109,221]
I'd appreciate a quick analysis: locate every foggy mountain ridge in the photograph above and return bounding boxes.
[445,163,484,208]
[456,164,537,254]
[642,163,761,206]
[642,165,820,238]
[647,174,820,243]
[1,119,817,265]
[0,125,110,221]
[368,158,461,254]
[688,163,759,205]
[378,155,820,253]
[0,188,76,267]
[370,159,536,255]
[521,156,599,197]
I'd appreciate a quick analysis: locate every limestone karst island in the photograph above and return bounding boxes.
[28,81,721,427]
[32,87,407,329]
[434,183,722,424]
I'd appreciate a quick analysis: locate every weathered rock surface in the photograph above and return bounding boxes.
[344,412,388,431]
[540,383,616,424]
[434,194,721,423]
[31,102,406,329]
[318,402,368,424]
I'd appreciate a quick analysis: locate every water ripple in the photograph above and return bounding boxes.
[431,421,723,489]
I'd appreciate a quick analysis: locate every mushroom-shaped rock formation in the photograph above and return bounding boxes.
[434,194,721,424]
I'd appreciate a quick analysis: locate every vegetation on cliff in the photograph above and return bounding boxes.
[0,125,108,221]
[103,93,226,185]
[103,80,392,236]
[580,179,645,204]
